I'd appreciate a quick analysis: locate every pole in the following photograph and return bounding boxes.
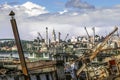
[9,11,31,80]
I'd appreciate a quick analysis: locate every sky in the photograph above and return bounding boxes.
[0,0,120,40]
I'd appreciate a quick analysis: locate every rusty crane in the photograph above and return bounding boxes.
[76,27,118,76]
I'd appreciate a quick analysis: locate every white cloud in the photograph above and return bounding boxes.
[21,1,48,16]
[59,9,68,14]
[0,2,120,41]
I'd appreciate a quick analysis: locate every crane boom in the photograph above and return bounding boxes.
[64,33,69,41]
[77,27,118,76]
[84,27,90,40]
[38,32,43,40]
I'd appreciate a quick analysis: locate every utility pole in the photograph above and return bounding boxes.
[9,11,31,80]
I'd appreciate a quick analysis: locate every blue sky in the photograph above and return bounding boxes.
[1,0,120,12]
[84,0,120,7]
[0,0,67,12]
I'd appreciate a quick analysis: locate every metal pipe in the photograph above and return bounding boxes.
[9,11,31,80]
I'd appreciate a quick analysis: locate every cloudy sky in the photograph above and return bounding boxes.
[0,0,120,40]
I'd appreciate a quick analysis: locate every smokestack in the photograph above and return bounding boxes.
[92,27,95,45]
[58,32,61,42]
[46,27,48,45]
[52,29,56,42]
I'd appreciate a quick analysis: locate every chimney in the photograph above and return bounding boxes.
[46,27,48,45]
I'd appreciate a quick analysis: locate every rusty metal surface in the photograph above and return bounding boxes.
[77,27,118,76]
[9,11,31,80]
[17,60,56,71]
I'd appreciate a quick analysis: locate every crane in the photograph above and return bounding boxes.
[84,27,90,42]
[64,33,69,41]
[76,27,118,76]
[38,32,43,40]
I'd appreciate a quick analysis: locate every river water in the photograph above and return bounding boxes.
[0,52,29,58]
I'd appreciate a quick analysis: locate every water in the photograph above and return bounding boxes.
[0,52,29,58]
